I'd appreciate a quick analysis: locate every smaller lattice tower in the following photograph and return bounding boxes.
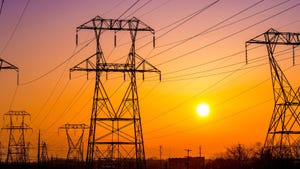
[0,142,3,162]
[41,141,48,163]
[59,123,89,161]
[2,110,32,163]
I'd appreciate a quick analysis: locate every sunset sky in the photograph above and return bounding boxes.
[0,0,300,161]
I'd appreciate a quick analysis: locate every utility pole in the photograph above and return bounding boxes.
[70,16,161,169]
[159,145,162,169]
[185,149,192,169]
[37,129,41,167]
[59,123,89,161]
[2,110,32,164]
[199,146,201,157]
[246,28,300,159]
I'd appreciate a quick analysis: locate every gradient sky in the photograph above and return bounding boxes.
[0,0,300,161]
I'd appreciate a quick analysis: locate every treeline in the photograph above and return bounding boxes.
[205,143,300,169]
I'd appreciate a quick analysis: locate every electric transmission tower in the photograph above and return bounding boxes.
[246,28,300,159]
[37,130,49,165]
[70,16,161,169]
[41,141,48,163]
[0,142,3,162]
[1,110,32,163]
[59,123,89,161]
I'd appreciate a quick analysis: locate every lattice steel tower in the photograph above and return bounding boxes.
[59,123,89,161]
[2,110,32,163]
[70,16,161,169]
[246,28,300,159]
[40,141,48,163]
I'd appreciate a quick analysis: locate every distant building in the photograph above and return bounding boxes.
[168,157,205,169]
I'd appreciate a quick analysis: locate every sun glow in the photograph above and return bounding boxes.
[196,103,210,117]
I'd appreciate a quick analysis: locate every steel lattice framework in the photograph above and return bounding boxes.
[1,110,31,163]
[70,16,161,169]
[246,28,300,159]
[59,123,89,161]
[41,141,48,163]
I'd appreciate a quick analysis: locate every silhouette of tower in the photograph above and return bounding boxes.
[2,110,32,163]
[70,16,161,169]
[246,28,300,158]
[0,142,3,162]
[41,141,48,163]
[59,123,89,161]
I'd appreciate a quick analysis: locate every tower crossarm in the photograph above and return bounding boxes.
[71,62,160,73]
[59,123,89,130]
[0,58,18,71]
[2,125,32,130]
[4,110,30,116]
[76,16,154,33]
[70,54,161,80]
[246,28,300,45]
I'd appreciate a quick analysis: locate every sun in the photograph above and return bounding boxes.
[196,103,210,117]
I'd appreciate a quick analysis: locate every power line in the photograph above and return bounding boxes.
[143,57,298,136]
[117,0,140,19]
[43,80,126,144]
[30,0,152,136]
[143,46,294,82]
[137,0,171,18]
[146,98,272,140]
[0,0,4,14]
[146,0,265,61]
[124,0,153,19]
[35,80,71,129]
[8,85,18,110]
[144,63,247,125]
[161,49,297,82]
[136,0,220,50]
[157,0,290,48]
[43,80,91,131]
[100,0,127,17]
[155,2,300,66]
[113,0,220,62]
[18,38,94,86]
[144,56,300,139]
[30,47,77,126]
[146,61,300,140]
[143,51,298,127]
[0,0,30,57]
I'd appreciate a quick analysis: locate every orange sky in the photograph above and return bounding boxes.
[0,0,300,161]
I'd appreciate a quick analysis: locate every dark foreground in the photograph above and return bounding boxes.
[0,158,299,169]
